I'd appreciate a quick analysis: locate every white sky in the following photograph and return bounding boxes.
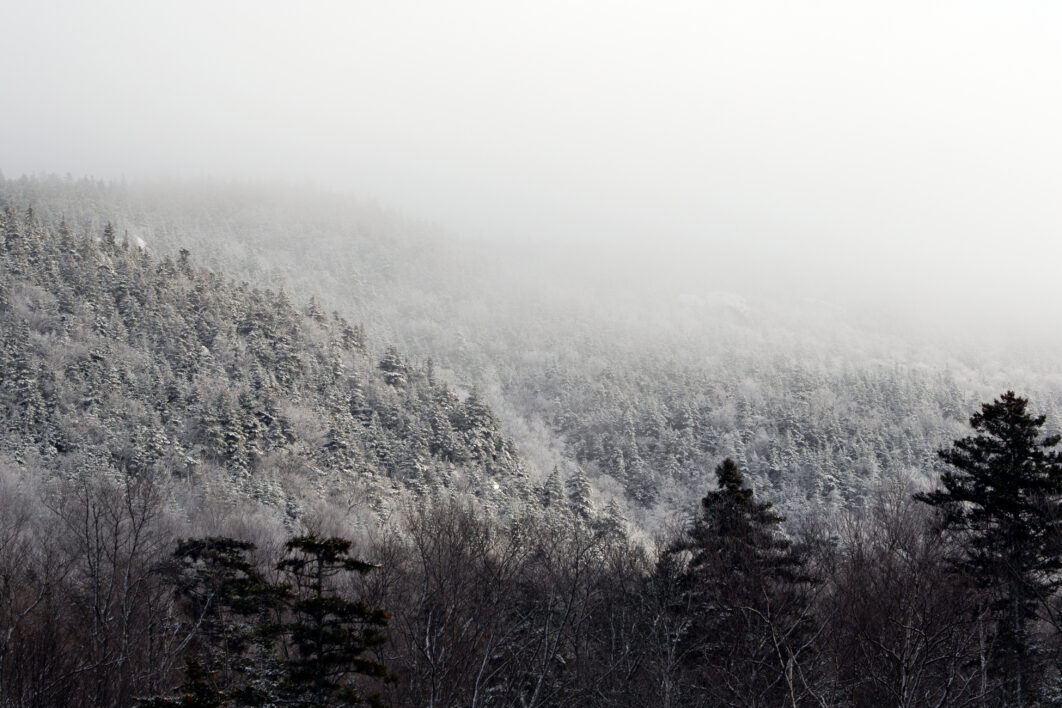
[2,0,1061,335]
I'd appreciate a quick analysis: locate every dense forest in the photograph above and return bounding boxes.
[4,175,1062,527]
[4,179,1062,705]
[0,203,543,522]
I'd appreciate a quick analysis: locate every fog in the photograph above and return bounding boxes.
[3,0,1061,341]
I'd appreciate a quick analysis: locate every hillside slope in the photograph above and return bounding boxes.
[5,175,1062,527]
[0,205,536,523]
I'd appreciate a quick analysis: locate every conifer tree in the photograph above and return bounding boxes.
[274,536,392,706]
[915,391,1062,705]
[597,498,627,540]
[566,467,594,521]
[142,536,391,707]
[139,537,281,707]
[541,466,564,509]
[664,458,815,705]
[378,346,406,387]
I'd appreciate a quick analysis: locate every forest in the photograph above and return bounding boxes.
[7,175,1062,528]
[4,181,1062,705]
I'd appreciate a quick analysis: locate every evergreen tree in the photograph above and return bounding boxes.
[141,536,391,707]
[915,391,1062,705]
[377,346,406,387]
[566,467,594,521]
[141,537,280,707]
[540,466,564,509]
[597,498,627,540]
[274,536,392,706]
[663,458,816,705]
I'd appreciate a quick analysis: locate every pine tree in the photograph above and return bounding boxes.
[565,467,594,521]
[597,498,627,540]
[140,537,280,707]
[663,458,815,705]
[915,391,1062,705]
[142,536,391,707]
[540,466,564,509]
[274,536,392,706]
[378,346,406,387]
[673,458,799,595]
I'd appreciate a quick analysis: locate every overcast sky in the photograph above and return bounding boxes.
[3,1,1061,335]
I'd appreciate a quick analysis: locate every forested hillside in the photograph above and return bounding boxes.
[0,203,540,524]
[6,175,1062,527]
[6,178,1062,705]
[6,0,1062,701]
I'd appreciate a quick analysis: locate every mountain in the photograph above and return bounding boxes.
[5,174,1062,530]
[6,174,1062,705]
[0,202,535,526]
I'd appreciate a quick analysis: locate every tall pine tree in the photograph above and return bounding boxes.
[663,458,816,706]
[915,391,1062,705]
[274,536,392,706]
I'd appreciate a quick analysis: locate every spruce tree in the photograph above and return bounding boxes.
[664,458,814,705]
[377,346,406,387]
[142,535,392,707]
[274,536,392,707]
[915,391,1062,705]
[140,537,280,707]
[540,466,564,509]
[566,467,594,521]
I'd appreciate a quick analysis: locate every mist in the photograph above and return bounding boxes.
[3,0,1061,341]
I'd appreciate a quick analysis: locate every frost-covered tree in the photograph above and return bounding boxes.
[566,467,593,521]
[540,466,564,510]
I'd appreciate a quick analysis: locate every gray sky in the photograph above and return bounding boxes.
[3,0,1061,335]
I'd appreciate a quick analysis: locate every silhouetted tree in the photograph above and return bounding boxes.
[664,458,819,706]
[916,391,1062,705]
[274,535,392,706]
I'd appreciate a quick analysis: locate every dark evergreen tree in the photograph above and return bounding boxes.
[664,458,817,706]
[140,536,391,707]
[915,391,1062,705]
[138,538,281,707]
[274,536,392,706]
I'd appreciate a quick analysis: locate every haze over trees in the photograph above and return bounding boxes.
[3,1,1062,703]
[6,175,1061,532]
[2,182,1062,704]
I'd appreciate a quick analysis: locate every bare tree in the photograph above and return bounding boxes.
[45,472,181,707]
[827,479,987,707]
